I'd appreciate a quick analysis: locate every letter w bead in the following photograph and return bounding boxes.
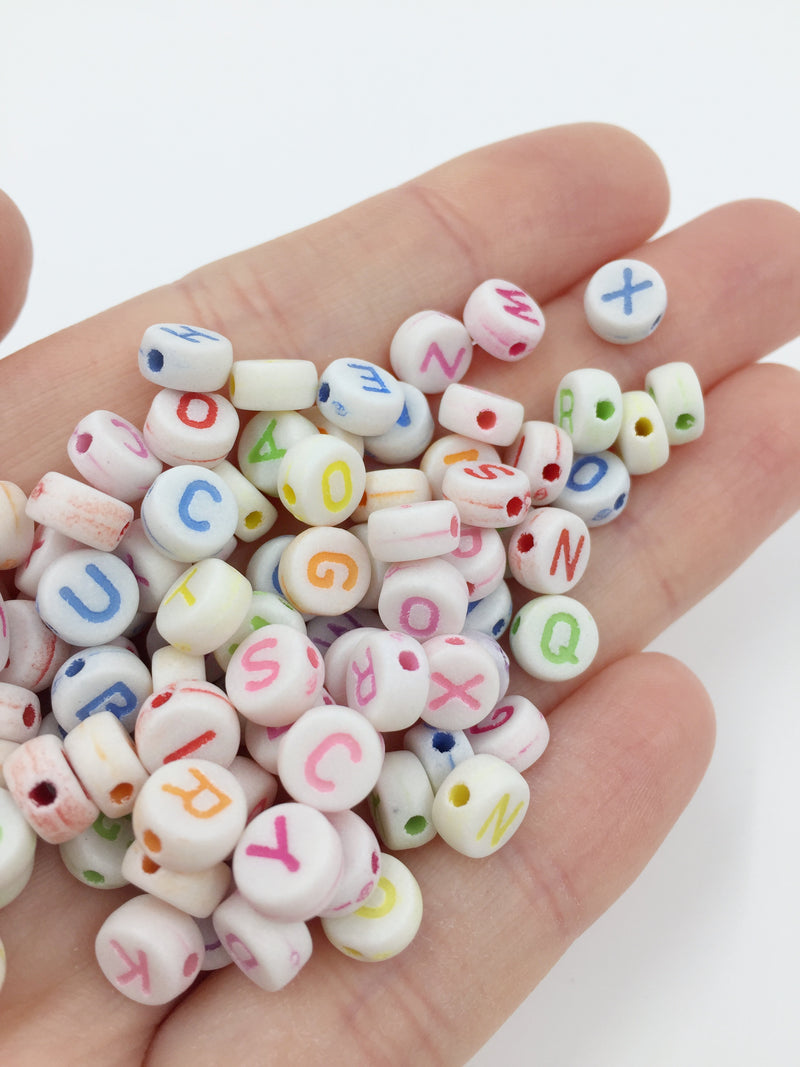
[495,287,541,325]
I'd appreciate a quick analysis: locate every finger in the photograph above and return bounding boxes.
[0,190,33,342]
[0,123,669,489]
[145,652,715,1066]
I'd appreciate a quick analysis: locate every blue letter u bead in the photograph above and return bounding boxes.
[59,563,122,623]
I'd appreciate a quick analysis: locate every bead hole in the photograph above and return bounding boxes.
[398,650,419,671]
[449,783,470,807]
[675,413,695,431]
[506,495,524,518]
[516,532,534,553]
[542,463,561,482]
[634,417,653,437]
[283,484,297,505]
[74,432,93,453]
[596,400,615,421]
[110,782,134,805]
[508,341,527,357]
[476,409,497,430]
[244,510,262,529]
[404,815,428,835]
[29,780,58,806]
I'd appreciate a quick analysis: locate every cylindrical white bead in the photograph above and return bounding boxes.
[156,557,253,657]
[278,526,372,616]
[50,644,152,734]
[37,548,140,647]
[438,383,525,446]
[237,409,319,494]
[4,734,99,844]
[228,358,318,411]
[420,434,501,498]
[615,390,670,475]
[584,258,667,344]
[277,434,366,526]
[316,358,405,436]
[141,464,239,563]
[67,410,163,502]
[505,420,574,505]
[0,785,37,907]
[362,381,435,464]
[349,466,431,524]
[432,753,530,857]
[441,459,531,528]
[510,594,599,682]
[25,471,134,552]
[134,680,241,772]
[318,810,382,918]
[388,309,473,392]
[403,722,474,792]
[143,388,239,467]
[344,629,430,732]
[422,633,502,730]
[138,323,233,391]
[122,840,232,917]
[212,891,313,991]
[0,598,72,693]
[58,812,135,890]
[64,711,149,816]
[645,361,705,444]
[368,750,437,850]
[0,683,41,743]
[226,624,325,726]
[367,499,461,562]
[467,695,550,772]
[462,279,545,361]
[378,558,469,640]
[557,451,631,526]
[553,368,624,454]
[211,459,278,543]
[507,507,591,594]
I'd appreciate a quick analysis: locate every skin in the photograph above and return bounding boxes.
[0,122,798,1066]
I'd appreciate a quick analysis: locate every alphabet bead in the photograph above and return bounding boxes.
[441,459,530,528]
[0,683,41,743]
[211,459,278,542]
[59,812,135,889]
[156,557,253,657]
[645,361,705,444]
[378,557,469,639]
[362,381,436,464]
[0,481,36,569]
[510,594,599,682]
[350,466,431,524]
[432,753,530,858]
[316,358,405,436]
[422,633,502,730]
[367,499,461,562]
[213,588,306,672]
[403,722,474,791]
[0,785,37,906]
[557,451,631,526]
[233,802,344,922]
[388,309,473,392]
[420,433,501,498]
[462,279,545,361]
[228,358,318,411]
[0,598,72,692]
[318,810,382,918]
[141,465,239,563]
[212,890,313,991]
[36,548,140,647]
[237,410,319,494]
[26,471,134,552]
[277,434,366,526]
[134,680,241,772]
[139,323,234,391]
[505,420,573,505]
[50,644,152,733]
[463,579,514,640]
[95,893,205,1004]
[321,852,423,962]
[344,629,430,732]
[321,622,385,704]
[277,704,385,812]
[225,624,325,727]
[615,390,670,474]
[467,695,550,772]
[553,368,624,454]
[4,734,99,844]
[584,258,667,344]
[368,750,436,850]
[278,525,372,616]
[443,524,506,602]
[122,840,232,917]
[14,523,82,598]
[438,383,525,446]
[64,711,149,816]
[507,507,591,594]
[67,410,163,502]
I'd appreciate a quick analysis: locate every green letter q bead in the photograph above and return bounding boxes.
[509,595,599,682]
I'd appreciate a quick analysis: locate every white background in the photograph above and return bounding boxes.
[1,3,798,1064]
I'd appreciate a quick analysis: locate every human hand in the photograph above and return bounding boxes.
[0,123,798,1066]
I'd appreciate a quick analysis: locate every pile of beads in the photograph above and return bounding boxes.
[0,262,704,1003]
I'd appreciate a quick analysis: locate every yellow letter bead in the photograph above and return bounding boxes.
[64,711,149,816]
[278,526,371,616]
[388,309,473,392]
[467,695,550,773]
[432,753,530,858]
[95,894,205,1004]
[553,368,623,454]
[138,323,233,391]
[228,358,318,411]
[462,279,545,362]
[510,594,599,682]
[210,460,278,542]
[132,758,247,872]
[58,812,135,890]
[507,507,591,594]
[368,750,436,851]
[0,785,37,906]
[134,680,241,773]
[321,852,423,962]
[156,558,253,657]
[584,258,667,344]
[614,390,670,475]
[236,410,319,494]
[438,382,525,447]
[505,420,574,505]
[212,890,313,991]
[0,481,35,569]
[644,361,705,445]
[419,433,501,497]
[26,471,134,552]
[278,433,366,526]
[122,839,232,918]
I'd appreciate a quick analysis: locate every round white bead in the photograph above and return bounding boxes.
[278,526,372,615]
[4,734,99,844]
[113,519,187,613]
[615,390,670,475]
[403,722,474,792]
[507,507,591,594]
[367,499,461,563]
[141,464,239,563]
[420,433,501,497]
[149,645,207,691]
[213,588,306,671]
[438,383,525,446]
[138,323,233,391]
[510,594,599,682]
[278,433,367,527]
[210,460,278,542]
[462,580,514,641]
[645,361,705,444]
[463,278,545,361]
[36,549,140,646]
[432,753,530,857]
[378,558,469,639]
[67,410,163,503]
[225,624,325,726]
[443,524,506,602]
[388,309,473,392]
[584,258,667,344]
[316,358,405,436]
[321,621,385,704]
[134,680,240,772]
[245,533,295,596]
[212,890,312,991]
[344,629,430,731]
[553,368,624,454]
[64,711,149,816]
[26,471,134,552]
[557,451,631,526]
[0,599,72,692]
[368,750,436,851]
[350,466,431,524]
[50,644,152,734]
[228,358,318,411]
[441,459,531,528]
[0,683,41,743]
[422,633,502,730]
[14,523,82,598]
[467,695,550,772]
[156,557,253,657]
[506,420,574,506]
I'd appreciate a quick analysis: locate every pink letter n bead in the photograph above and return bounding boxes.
[4,734,99,844]
[462,279,545,361]
[95,893,205,1005]
[26,471,134,552]
[432,753,530,858]
[389,310,473,393]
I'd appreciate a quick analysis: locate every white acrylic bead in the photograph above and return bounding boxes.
[554,368,624,453]
[156,557,253,657]
[462,580,514,641]
[507,507,591,594]
[615,390,670,474]
[362,381,435,464]
[0,481,35,568]
[467,695,550,772]
[211,459,278,542]
[344,630,430,732]
[350,466,431,524]
[64,711,148,816]
[229,358,318,411]
[243,720,292,776]
[150,645,206,691]
[233,802,343,922]
[227,754,279,823]
[59,812,135,889]
[95,893,205,1004]
[584,258,667,344]
[144,387,239,467]
[441,459,530,528]
[378,558,469,639]
[432,753,530,857]
[225,624,325,726]
[0,785,37,906]
[141,465,239,563]
[510,594,599,682]
[26,471,133,552]
[645,361,705,444]
[278,526,372,615]
[557,451,631,526]
[443,524,506,602]
[36,549,140,646]
[277,433,366,526]
[4,734,99,844]
[68,410,163,502]
[368,750,436,850]
[237,410,319,494]
[321,852,422,962]
[132,758,247,872]
[316,358,405,436]
[0,683,41,743]
[367,500,460,563]
[506,420,574,505]
[138,323,233,391]
[321,623,385,704]
[318,810,382,918]
[277,704,384,812]
[388,309,473,392]
[50,644,152,734]
[14,523,82,598]
[438,383,525,446]
[213,589,306,671]
[246,533,295,596]
[420,433,501,498]
[113,519,187,613]
[347,525,388,610]
[422,633,502,730]
[134,680,240,772]
[462,278,545,361]
[122,840,231,917]
[403,722,474,792]
[0,598,72,692]
[212,891,312,991]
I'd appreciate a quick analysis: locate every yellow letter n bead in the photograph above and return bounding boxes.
[431,753,530,858]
